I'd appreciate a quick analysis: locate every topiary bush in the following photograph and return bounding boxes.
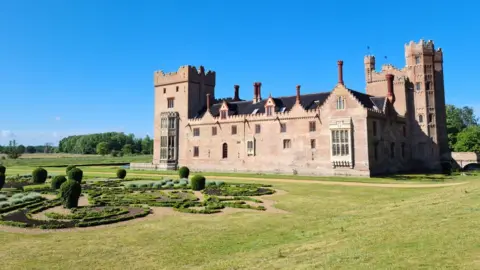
[68,168,83,183]
[66,165,76,174]
[32,167,48,184]
[0,173,5,190]
[60,180,82,208]
[0,165,6,174]
[51,175,67,189]
[116,169,127,179]
[178,166,190,179]
[190,175,206,191]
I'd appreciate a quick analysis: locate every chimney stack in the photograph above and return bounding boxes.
[233,85,240,101]
[253,82,258,103]
[257,82,262,100]
[296,85,301,104]
[337,60,344,85]
[385,74,395,104]
[206,93,211,110]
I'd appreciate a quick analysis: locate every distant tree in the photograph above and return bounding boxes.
[26,146,37,153]
[96,142,109,156]
[141,135,153,154]
[453,126,480,153]
[446,105,479,150]
[17,144,25,154]
[122,144,133,155]
[5,140,22,159]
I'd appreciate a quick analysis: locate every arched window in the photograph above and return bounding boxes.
[222,143,228,159]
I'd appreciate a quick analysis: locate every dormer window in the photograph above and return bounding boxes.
[266,106,273,116]
[220,110,227,119]
[336,96,345,110]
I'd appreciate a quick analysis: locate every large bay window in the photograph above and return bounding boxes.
[329,118,353,168]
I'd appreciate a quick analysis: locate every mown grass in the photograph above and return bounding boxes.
[4,165,460,184]
[0,175,478,269]
[0,154,151,167]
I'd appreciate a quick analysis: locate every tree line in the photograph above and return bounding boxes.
[57,132,153,155]
[0,142,56,155]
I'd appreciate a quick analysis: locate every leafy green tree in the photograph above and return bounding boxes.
[122,144,133,155]
[453,126,480,152]
[26,146,36,153]
[141,135,153,154]
[96,142,109,156]
[17,145,25,154]
[446,105,479,150]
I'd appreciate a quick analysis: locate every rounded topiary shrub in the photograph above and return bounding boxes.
[116,168,127,179]
[51,175,67,189]
[190,175,206,191]
[68,168,83,183]
[60,180,82,209]
[66,165,76,174]
[0,165,6,174]
[0,173,5,190]
[178,166,190,179]
[32,167,48,184]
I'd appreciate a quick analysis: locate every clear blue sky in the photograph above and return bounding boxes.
[1,0,478,146]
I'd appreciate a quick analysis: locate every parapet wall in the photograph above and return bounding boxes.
[154,65,216,86]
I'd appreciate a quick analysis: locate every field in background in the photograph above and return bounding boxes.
[0,164,479,269]
[0,153,151,167]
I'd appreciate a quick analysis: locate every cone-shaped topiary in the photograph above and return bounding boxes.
[178,166,190,179]
[68,168,83,183]
[190,175,206,191]
[32,167,48,184]
[0,173,5,190]
[0,165,6,174]
[66,165,76,174]
[51,175,67,189]
[60,180,82,208]
[116,168,127,179]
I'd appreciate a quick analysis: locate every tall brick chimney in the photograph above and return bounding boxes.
[296,85,301,104]
[233,85,240,101]
[257,82,262,100]
[386,74,395,104]
[253,82,258,103]
[337,60,344,85]
[206,93,211,110]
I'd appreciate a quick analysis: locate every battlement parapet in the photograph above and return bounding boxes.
[405,39,436,55]
[154,65,216,86]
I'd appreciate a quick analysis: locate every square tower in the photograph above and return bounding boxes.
[153,65,216,169]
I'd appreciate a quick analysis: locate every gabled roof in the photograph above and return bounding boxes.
[347,89,386,112]
[197,92,331,118]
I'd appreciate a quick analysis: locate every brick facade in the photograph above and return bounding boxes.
[151,40,449,176]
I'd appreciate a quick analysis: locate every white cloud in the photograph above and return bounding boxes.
[55,116,61,121]
[52,131,58,138]
[1,130,15,138]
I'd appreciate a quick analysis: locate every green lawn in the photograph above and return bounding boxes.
[0,154,151,167]
[5,165,461,185]
[0,171,478,269]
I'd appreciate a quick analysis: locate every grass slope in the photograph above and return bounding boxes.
[0,177,479,269]
[0,154,151,167]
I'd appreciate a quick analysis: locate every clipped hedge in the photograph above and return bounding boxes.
[190,175,206,191]
[60,180,82,208]
[51,175,67,189]
[32,167,48,184]
[66,165,76,174]
[0,165,6,174]
[116,169,127,179]
[68,168,83,183]
[178,166,190,178]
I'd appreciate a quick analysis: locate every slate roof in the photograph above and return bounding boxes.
[193,89,386,119]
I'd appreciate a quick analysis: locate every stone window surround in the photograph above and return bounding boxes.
[336,96,346,110]
[329,117,353,168]
[167,97,175,108]
[158,112,179,163]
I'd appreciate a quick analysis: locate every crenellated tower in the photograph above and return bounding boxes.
[364,39,449,170]
[153,65,216,168]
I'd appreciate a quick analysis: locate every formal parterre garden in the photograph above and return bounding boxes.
[0,165,276,230]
